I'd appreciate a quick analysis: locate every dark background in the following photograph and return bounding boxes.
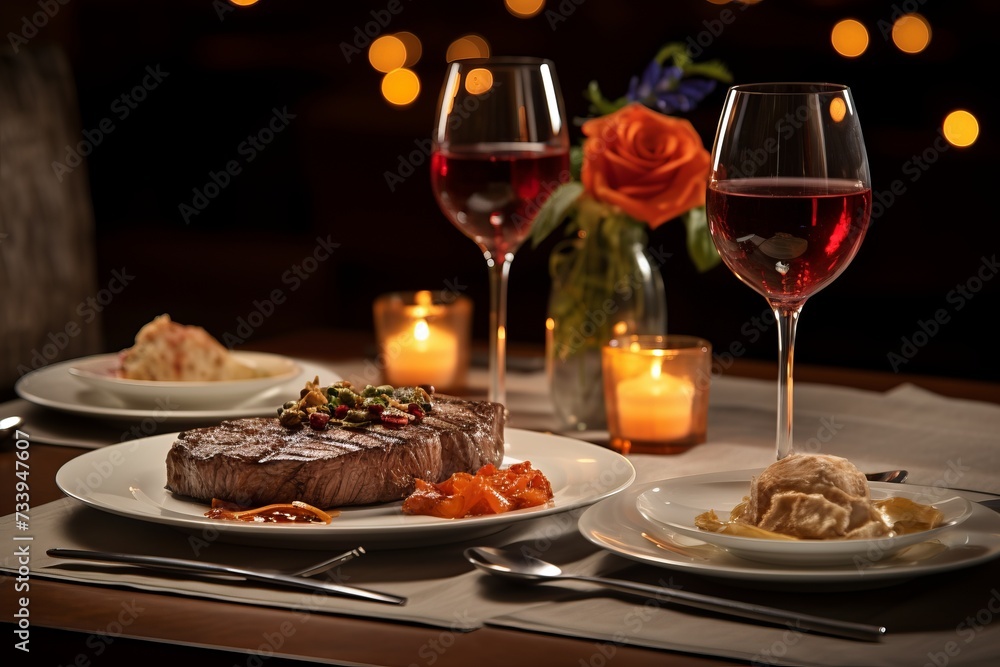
[3,0,997,382]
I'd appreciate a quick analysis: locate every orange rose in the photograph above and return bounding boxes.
[580,103,710,229]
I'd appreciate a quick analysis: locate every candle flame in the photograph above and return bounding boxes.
[413,319,430,341]
[650,361,661,380]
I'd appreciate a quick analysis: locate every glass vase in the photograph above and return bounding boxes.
[545,215,667,431]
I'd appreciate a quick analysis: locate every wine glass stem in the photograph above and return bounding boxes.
[772,303,802,460]
[487,253,513,406]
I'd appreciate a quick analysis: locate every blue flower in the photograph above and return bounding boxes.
[625,59,718,115]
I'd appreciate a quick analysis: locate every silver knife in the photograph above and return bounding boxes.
[47,548,406,605]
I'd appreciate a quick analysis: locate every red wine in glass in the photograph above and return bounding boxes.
[706,82,872,461]
[707,177,872,304]
[431,146,570,256]
[430,57,570,406]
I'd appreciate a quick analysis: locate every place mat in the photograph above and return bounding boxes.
[4,496,999,666]
[0,497,603,631]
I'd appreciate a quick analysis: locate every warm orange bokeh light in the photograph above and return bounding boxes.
[446,35,490,62]
[369,35,406,73]
[829,97,847,123]
[382,68,420,106]
[395,31,423,67]
[464,68,494,95]
[505,0,545,18]
[229,0,259,6]
[943,110,979,148]
[892,14,931,54]
[831,19,868,58]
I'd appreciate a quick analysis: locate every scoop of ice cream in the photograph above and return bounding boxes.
[735,453,891,539]
[119,314,258,382]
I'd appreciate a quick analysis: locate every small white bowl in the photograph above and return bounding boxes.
[635,472,974,567]
[68,352,301,409]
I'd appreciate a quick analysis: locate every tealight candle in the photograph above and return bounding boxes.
[373,291,472,390]
[603,335,711,455]
[383,317,459,388]
[615,362,694,443]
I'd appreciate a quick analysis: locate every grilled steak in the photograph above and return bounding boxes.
[165,395,505,508]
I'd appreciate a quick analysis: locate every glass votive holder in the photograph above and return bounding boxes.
[373,290,473,392]
[602,335,712,455]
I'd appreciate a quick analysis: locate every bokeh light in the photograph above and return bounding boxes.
[382,68,421,106]
[446,34,490,61]
[505,0,545,18]
[465,68,494,95]
[892,14,931,54]
[229,0,259,6]
[831,19,868,58]
[395,31,423,67]
[829,97,847,123]
[369,35,407,73]
[942,110,979,148]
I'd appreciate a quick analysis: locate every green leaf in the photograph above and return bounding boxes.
[529,182,584,249]
[683,206,722,272]
[682,61,734,83]
[584,81,628,116]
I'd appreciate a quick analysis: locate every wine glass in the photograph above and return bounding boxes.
[706,83,872,460]
[431,57,570,406]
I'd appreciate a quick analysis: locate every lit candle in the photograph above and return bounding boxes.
[384,317,459,388]
[615,360,694,443]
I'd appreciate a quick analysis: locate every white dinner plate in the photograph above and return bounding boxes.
[634,469,974,566]
[66,352,301,409]
[579,479,1000,589]
[16,356,339,425]
[55,428,636,549]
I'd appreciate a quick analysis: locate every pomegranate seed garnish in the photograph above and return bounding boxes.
[309,412,330,430]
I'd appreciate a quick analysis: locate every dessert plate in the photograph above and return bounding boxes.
[579,479,999,589]
[67,352,301,408]
[634,469,973,566]
[55,428,636,549]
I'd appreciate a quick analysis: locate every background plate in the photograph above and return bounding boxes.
[16,357,338,424]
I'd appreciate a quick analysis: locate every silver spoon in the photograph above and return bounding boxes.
[865,470,908,483]
[464,546,885,642]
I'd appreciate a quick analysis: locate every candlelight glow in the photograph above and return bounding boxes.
[229,0,259,6]
[829,97,847,123]
[465,68,494,95]
[413,319,430,341]
[447,35,490,62]
[369,35,407,73]
[506,0,545,18]
[395,31,423,67]
[381,68,420,106]
[942,110,979,147]
[892,14,931,54]
[831,19,868,58]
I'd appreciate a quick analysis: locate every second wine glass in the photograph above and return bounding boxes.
[706,82,873,460]
[431,57,570,406]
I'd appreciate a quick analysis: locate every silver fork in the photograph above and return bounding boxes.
[290,546,365,577]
